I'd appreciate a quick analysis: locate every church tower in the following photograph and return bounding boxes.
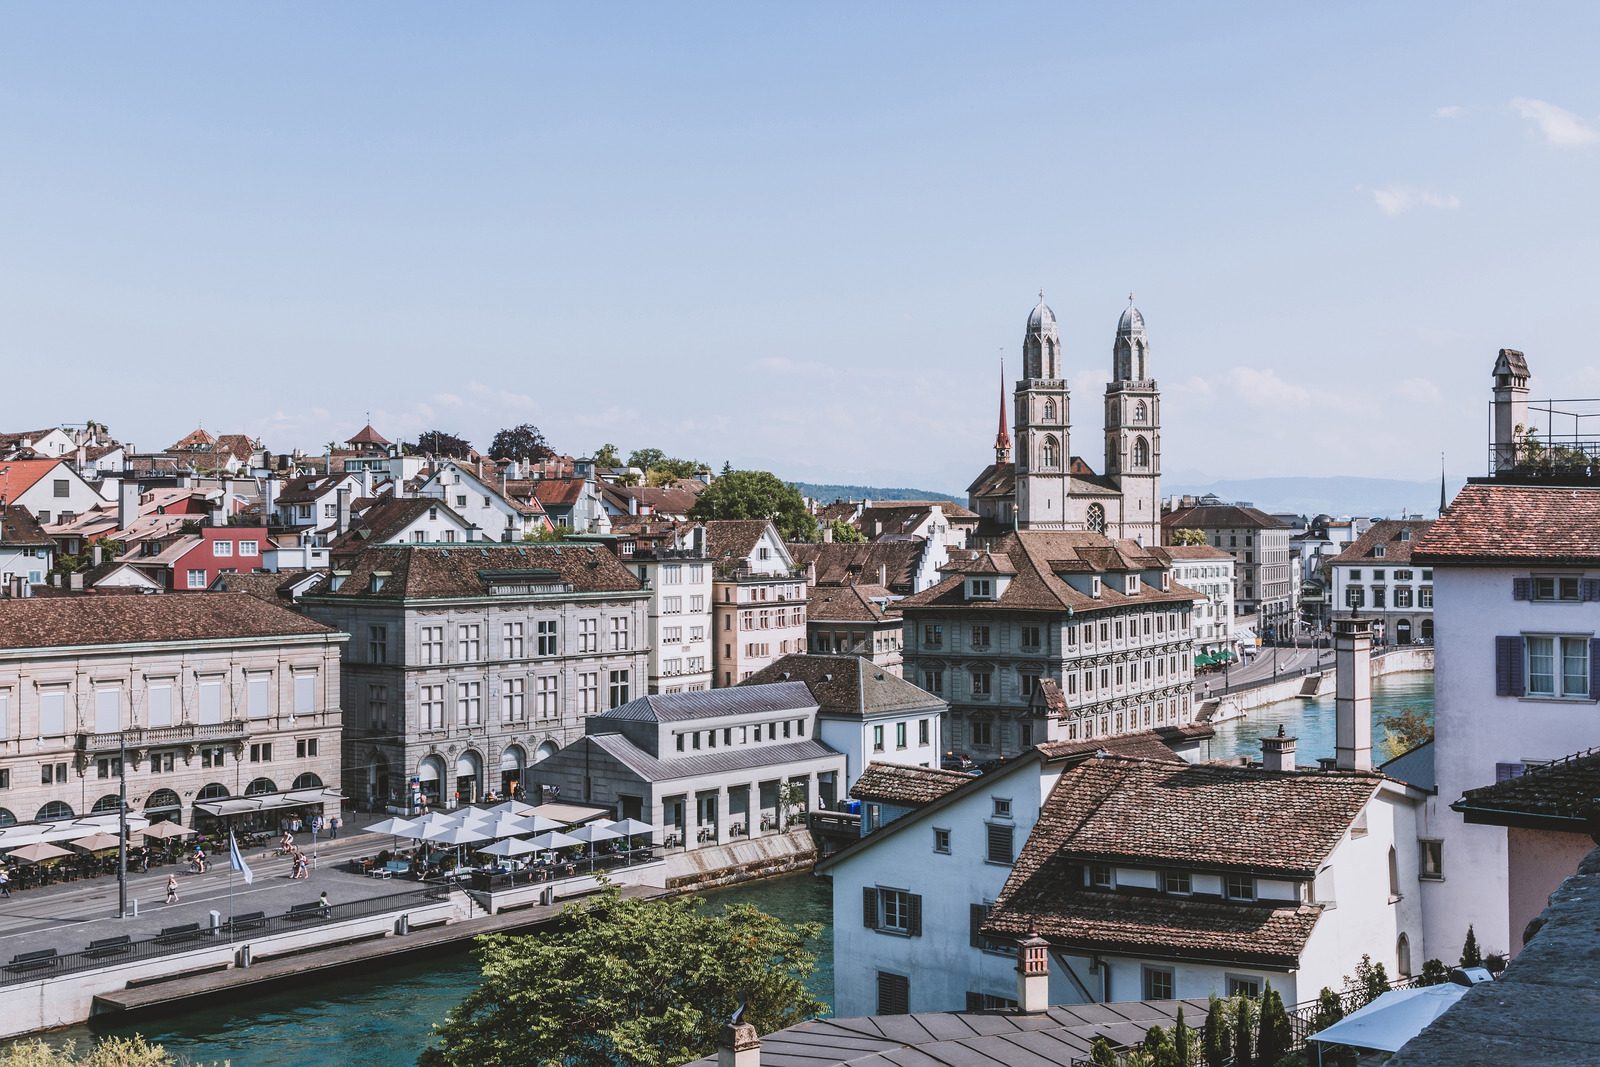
[1015,292,1072,529]
[1103,297,1161,545]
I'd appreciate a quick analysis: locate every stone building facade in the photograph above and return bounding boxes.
[707,520,808,687]
[1162,504,1294,640]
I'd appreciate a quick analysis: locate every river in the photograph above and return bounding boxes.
[1205,670,1434,764]
[45,874,835,1067]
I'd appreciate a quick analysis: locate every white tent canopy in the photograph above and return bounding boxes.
[1309,984,1469,1053]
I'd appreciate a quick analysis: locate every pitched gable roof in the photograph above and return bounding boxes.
[850,763,973,805]
[1328,519,1434,566]
[0,593,336,651]
[788,540,926,594]
[1415,483,1600,565]
[0,505,53,547]
[311,542,645,600]
[741,654,943,718]
[1162,505,1289,530]
[704,519,775,562]
[0,459,76,501]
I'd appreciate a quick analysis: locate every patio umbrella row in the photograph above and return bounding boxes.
[0,819,194,864]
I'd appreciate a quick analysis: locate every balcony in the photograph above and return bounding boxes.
[76,719,250,754]
[1487,397,1600,483]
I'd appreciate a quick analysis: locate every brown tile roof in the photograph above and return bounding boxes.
[312,542,646,600]
[210,571,314,602]
[1162,505,1289,530]
[0,505,53,547]
[275,474,349,506]
[0,593,336,650]
[1158,545,1234,561]
[704,519,774,563]
[741,654,942,718]
[514,478,586,509]
[347,424,391,447]
[897,530,1198,617]
[966,461,1015,499]
[1453,747,1600,829]
[788,540,925,594]
[858,503,970,537]
[213,434,259,463]
[806,582,896,624]
[168,428,216,451]
[1414,483,1600,565]
[1328,519,1434,567]
[850,762,973,805]
[1033,733,1186,764]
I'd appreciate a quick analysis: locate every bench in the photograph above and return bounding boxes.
[154,923,202,945]
[4,949,58,974]
[223,911,266,933]
[84,935,132,959]
[286,902,326,921]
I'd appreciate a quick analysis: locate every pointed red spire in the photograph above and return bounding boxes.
[994,358,1011,464]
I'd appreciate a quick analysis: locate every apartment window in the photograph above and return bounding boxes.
[663,596,683,613]
[1090,863,1113,889]
[1420,586,1434,608]
[608,670,630,708]
[877,971,910,1016]
[923,669,944,695]
[918,718,930,745]
[1227,976,1263,999]
[578,672,599,714]
[1163,870,1192,895]
[38,687,68,736]
[421,625,445,664]
[611,617,631,651]
[457,624,482,661]
[970,719,993,747]
[1395,586,1413,608]
[97,757,123,779]
[1532,575,1583,602]
[186,569,208,589]
[200,745,226,769]
[1525,635,1589,699]
[1373,587,1386,609]
[1225,874,1256,901]
[971,670,992,698]
[1142,967,1175,1001]
[501,677,526,722]
[249,743,272,763]
[456,681,482,725]
[239,540,259,556]
[578,618,598,653]
[296,738,318,759]
[986,823,1014,864]
[535,619,558,656]
[421,685,445,730]
[923,624,943,648]
[689,594,705,612]
[969,578,992,599]
[245,673,270,720]
[933,827,951,854]
[41,762,67,784]
[1346,586,1365,608]
[872,724,885,752]
[864,887,922,936]
[1020,625,1042,650]
[895,722,907,749]
[368,625,388,663]
[502,622,525,659]
[970,625,991,649]
[149,752,174,775]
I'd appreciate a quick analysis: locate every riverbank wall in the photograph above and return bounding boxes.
[1200,647,1433,724]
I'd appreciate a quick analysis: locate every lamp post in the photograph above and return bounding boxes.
[117,730,128,919]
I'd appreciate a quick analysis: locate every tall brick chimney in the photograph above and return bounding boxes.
[1334,615,1374,771]
[1260,724,1297,772]
[1016,930,1050,1013]
[716,1021,760,1067]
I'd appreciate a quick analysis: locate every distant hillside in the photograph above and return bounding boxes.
[793,483,961,505]
[1165,476,1463,519]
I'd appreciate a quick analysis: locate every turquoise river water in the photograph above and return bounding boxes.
[28,673,1432,1066]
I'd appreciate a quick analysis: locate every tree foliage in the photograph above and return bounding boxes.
[0,1038,177,1067]
[687,469,819,542]
[419,884,824,1067]
[1231,995,1255,1067]
[1417,958,1450,986]
[1460,925,1482,968]
[1202,996,1231,1067]
[625,448,706,484]
[591,443,623,469]
[412,430,473,458]
[1379,706,1434,758]
[1171,528,1208,546]
[1254,985,1291,1066]
[825,518,865,543]
[488,424,554,462]
[1348,954,1391,1009]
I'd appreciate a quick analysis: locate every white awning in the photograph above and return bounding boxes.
[1309,985,1469,1053]
[0,813,151,848]
[196,787,345,817]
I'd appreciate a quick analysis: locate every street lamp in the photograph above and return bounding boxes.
[117,730,128,919]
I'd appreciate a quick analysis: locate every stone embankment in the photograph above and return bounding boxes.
[1198,646,1433,724]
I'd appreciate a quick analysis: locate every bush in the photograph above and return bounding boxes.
[0,1038,178,1067]
[1255,986,1292,1066]
[1460,925,1482,968]
[1232,996,1256,1067]
[1202,996,1232,1067]
[1418,958,1449,986]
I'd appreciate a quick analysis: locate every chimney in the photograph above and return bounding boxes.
[335,486,353,536]
[1016,931,1050,1013]
[877,563,888,587]
[716,1021,760,1067]
[1491,348,1531,474]
[1334,615,1374,771]
[263,476,279,523]
[118,479,140,531]
[822,525,833,543]
[1260,724,1297,772]
[92,542,104,568]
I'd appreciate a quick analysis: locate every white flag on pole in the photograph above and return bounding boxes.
[228,830,254,885]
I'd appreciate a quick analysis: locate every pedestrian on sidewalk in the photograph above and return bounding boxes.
[0,867,10,898]
[318,891,331,918]
[329,816,339,839]
[165,874,179,905]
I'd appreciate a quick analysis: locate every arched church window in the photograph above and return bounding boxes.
[1134,400,1148,424]
[1041,436,1060,469]
[1087,504,1106,534]
[1133,436,1150,469]
[1043,398,1056,422]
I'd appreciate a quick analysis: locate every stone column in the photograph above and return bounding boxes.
[715,784,729,845]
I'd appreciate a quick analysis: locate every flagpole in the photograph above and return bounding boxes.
[227,819,235,944]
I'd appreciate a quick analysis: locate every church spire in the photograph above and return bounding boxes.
[994,355,1012,464]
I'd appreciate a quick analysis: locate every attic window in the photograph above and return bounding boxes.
[369,570,391,593]
[968,578,994,600]
[1091,577,1102,598]
[329,570,350,592]
[1374,545,1386,558]
[1124,575,1139,595]
[1399,528,1412,542]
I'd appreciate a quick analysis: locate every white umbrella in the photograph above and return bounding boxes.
[568,822,623,867]
[520,814,563,834]
[606,818,654,840]
[472,815,533,840]
[363,816,417,836]
[68,832,123,853]
[1309,985,1469,1053]
[423,824,491,846]
[6,842,73,863]
[480,837,541,858]
[480,800,536,818]
[529,830,581,852]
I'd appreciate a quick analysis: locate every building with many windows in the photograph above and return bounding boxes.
[300,542,649,812]
[1162,504,1294,640]
[1160,545,1236,657]
[707,520,808,687]
[897,530,1200,761]
[0,595,345,832]
[1328,519,1436,646]
[603,521,715,694]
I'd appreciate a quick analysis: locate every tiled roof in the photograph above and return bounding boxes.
[1415,483,1600,565]
[583,732,840,783]
[211,570,324,603]
[596,681,817,723]
[705,519,774,563]
[0,459,72,500]
[326,497,468,556]
[742,654,944,719]
[1033,733,1186,764]
[788,540,925,594]
[0,593,336,650]
[850,762,973,805]
[275,474,349,506]
[347,424,391,447]
[1158,545,1234,561]
[0,505,53,547]
[1162,505,1289,530]
[805,582,895,624]
[514,478,587,509]
[213,434,259,463]
[897,530,1197,617]
[966,461,1015,499]
[309,543,645,600]
[168,428,216,451]
[1453,747,1600,829]
[1328,519,1434,566]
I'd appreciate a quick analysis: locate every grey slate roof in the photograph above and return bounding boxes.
[742,655,944,720]
[680,1000,1214,1067]
[585,733,840,783]
[597,681,817,724]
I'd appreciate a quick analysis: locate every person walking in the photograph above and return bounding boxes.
[165,874,179,905]
[0,867,11,898]
[318,891,331,918]
[328,816,339,839]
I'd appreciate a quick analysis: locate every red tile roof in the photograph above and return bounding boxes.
[0,593,336,651]
[850,763,974,805]
[1328,519,1434,566]
[1414,483,1600,565]
[0,459,71,501]
[347,424,391,447]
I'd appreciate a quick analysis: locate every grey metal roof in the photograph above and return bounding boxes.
[680,1000,1213,1067]
[1118,303,1146,336]
[585,732,841,784]
[1378,738,1436,793]
[597,681,817,724]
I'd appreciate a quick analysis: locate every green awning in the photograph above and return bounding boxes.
[1194,653,1216,666]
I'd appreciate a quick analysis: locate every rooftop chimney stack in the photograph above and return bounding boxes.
[1334,615,1374,771]
[1491,348,1531,475]
[118,479,140,532]
[1017,930,1051,1013]
[335,486,353,536]
[1261,724,1297,773]
[716,1021,760,1067]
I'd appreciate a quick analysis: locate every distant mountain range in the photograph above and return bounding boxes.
[793,483,961,505]
[1165,476,1463,519]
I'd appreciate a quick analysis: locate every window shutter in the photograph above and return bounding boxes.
[1512,577,1532,601]
[1495,636,1525,697]
[863,887,879,929]
[1590,639,1600,701]
[970,903,984,948]
[1586,580,1600,603]
[908,893,923,937]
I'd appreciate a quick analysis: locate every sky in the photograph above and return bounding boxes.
[3,4,1598,495]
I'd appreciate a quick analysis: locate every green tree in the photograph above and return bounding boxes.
[1090,1038,1121,1067]
[488,424,554,461]
[0,1037,176,1067]
[1173,1006,1194,1067]
[1418,958,1449,986]
[1255,985,1291,1065]
[1348,955,1390,1009]
[1171,528,1208,546]
[626,448,667,472]
[1309,986,1344,1032]
[592,443,623,469]
[412,430,473,458]
[1231,996,1255,1067]
[1202,996,1232,1067]
[419,885,823,1067]
[1379,706,1433,757]
[688,469,819,542]
[522,524,573,544]
[825,518,866,543]
[1460,924,1482,968]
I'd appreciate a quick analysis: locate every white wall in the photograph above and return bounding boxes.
[819,711,941,794]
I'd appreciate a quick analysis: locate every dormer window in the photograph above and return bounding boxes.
[1399,528,1412,542]
[1124,575,1139,595]
[369,570,391,594]
[1089,864,1113,889]
[329,570,350,592]
[1091,577,1102,598]
[968,578,993,600]
[1374,545,1386,558]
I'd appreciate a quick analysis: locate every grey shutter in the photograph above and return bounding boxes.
[863,886,879,929]
[1495,636,1525,697]
[1590,639,1600,701]
[970,903,985,948]
[1512,577,1532,601]
[1584,579,1600,603]
[907,893,923,937]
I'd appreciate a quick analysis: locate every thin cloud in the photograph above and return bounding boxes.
[1371,185,1462,216]
[1228,366,1311,409]
[1398,377,1442,405]
[1511,97,1598,147]
[1434,105,1468,119]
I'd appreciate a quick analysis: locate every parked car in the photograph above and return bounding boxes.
[941,751,975,772]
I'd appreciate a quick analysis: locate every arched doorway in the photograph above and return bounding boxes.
[418,755,446,809]
[1396,619,1413,645]
[500,744,526,797]
[91,794,124,814]
[534,740,559,763]
[246,777,279,797]
[145,789,182,825]
[455,750,482,806]
[1420,618,1434,643]
[36,801,74,822]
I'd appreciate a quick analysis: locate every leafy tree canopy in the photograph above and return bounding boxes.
[1379,706,1433,759]
[688,469,819,542]
[826,518,866,543]
[0,1037,175,1067]
[420,885,823,1067]
[488,424,554,462]
[411,430,473,458]
[591,443,623,469]
[1171,528,1208,546]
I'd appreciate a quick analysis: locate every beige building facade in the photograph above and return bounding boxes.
[708,521,808,687]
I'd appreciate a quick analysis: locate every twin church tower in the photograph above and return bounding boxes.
[967,292,1162,545]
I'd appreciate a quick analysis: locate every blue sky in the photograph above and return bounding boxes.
[4,4,1598,494]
